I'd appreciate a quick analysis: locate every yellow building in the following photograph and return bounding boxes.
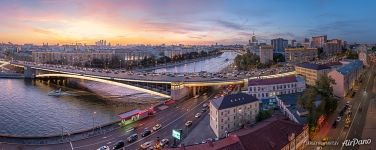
[295,63,331,86]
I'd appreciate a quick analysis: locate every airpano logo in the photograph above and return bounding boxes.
[342,138,372,147]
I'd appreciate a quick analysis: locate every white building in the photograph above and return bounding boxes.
[247,76,306,100]
[210,93,259,138]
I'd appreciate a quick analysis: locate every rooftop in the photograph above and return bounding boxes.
[277,92,322,124]
[296,63,330,70]
[167,116,307,150]
[248,75,299,86]
[336,59,363,75]
[211,93,258,110]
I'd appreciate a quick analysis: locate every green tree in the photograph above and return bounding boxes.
[273,53,285,63]
[256,110,272,122]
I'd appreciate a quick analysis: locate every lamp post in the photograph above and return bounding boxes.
[92,111,96,133]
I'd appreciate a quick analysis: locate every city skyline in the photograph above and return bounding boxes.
[0,0,375,45]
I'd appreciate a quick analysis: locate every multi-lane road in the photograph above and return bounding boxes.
[308,65,375,150]
[1,91,217,150]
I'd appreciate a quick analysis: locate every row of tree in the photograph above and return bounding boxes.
[234,52,286,71]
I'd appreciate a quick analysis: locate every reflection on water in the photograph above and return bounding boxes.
[0,79,149,136]
[154,52,237,73]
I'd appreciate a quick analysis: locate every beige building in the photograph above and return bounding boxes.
[328,60,363,98]
[259,45,273,64]
[285,48,318,63]
[210,93,259,138]
[295,63,332,86]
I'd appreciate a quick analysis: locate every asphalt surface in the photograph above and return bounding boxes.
[0,91,215,150]
[306,65,375,150]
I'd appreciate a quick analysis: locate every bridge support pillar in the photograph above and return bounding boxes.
[24,66,36,79]
[171,82,189,100]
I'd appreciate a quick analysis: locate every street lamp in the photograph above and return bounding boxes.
[92,111,96,133]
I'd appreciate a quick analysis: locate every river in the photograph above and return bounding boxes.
[0,52,238,137]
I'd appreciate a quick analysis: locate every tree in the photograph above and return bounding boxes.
[273,53,285,63]
[234,52,260,70]
[256,110,272,122]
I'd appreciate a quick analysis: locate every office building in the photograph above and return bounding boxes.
[324,39,343,56]
[259,45,273,64]
[271,38,288,54]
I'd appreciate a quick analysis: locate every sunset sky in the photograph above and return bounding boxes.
[0,0,375,45]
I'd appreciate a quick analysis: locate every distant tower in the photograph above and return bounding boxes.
[251,32,257,43]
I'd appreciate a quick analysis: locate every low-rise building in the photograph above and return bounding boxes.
[295,63,331,86]
[168,116,309,150]
[247,76,306,100]
[285,48,318,63]
[210,93,259,138]
[328,60,363,98]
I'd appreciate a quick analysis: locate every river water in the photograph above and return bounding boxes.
[0,52,237,137]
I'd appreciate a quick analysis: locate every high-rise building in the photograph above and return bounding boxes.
[291,40,297,47]
[271,38,288,54]
[259,45,273,64]
[285,48,318,63]
[311,35,327,48]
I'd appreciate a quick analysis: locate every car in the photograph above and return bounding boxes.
[201,108,207,113]
[193,95,200,99]
[202,103,208,108]
[127,134,138,143]
[140,141,152,149]
[142,130,152,137]
[97,146,110,150]
[346,101,350,106]
[185,121,192,127]
[336,117,342,122]
[112,141,125,150]
[195,113,202,118]
[332,121,337,128]
[153,124,162,131]
[160,138,169,147]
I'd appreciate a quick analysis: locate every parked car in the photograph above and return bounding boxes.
[140,141,152,149]
[97,146,110,150]
[160,138,169,147]
[195,113,202,118]
[153,124,162,131]
[336,117,342,122]
[112,141,125,150]
[142,130,152,137]
[127,134,138,143]
[185,121,192,127]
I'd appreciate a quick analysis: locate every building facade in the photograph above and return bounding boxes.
[324,39,343,56]
[295,63,332,86]
[259,45,273,64]
[285,48,318,63]
[247,76,306,100]
[271,38,288,54]
[210,93,259,138]
[328,60,363,98]
[311,35,327,48]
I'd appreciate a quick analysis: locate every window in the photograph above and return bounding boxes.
[221,126,223,130]
[221,112,223,116]
[221,119,223,122]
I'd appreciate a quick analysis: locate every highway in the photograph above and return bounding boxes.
[0,89,217,150]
